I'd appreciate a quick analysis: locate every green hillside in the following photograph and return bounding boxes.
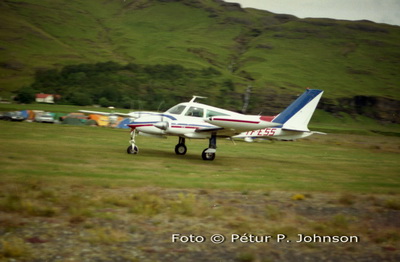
[1,0,399,117]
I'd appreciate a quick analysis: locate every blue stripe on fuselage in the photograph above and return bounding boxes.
[157,114,176,120]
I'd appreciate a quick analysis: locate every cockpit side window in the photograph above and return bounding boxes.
[206,110,229,118]
[185,107,204,117]
[167,105,186,115]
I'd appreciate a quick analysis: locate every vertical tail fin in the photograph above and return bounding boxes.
[272,89,323,132]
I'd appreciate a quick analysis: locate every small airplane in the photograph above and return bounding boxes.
[127,89,324,161]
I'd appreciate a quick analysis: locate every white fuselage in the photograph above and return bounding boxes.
[129,101,279,139]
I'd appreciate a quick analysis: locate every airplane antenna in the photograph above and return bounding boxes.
[137,100,142,118]
[190,95,207,103]
[157,101,165,112]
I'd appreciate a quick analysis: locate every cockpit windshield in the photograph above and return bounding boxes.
[166,105,186,115]
[166,103,231,118]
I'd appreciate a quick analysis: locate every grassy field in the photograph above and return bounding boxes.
[0,120,399,261]
[1,120,399,193]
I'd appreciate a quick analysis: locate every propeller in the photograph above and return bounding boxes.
[154,120,169,130]
[154,100,169,131]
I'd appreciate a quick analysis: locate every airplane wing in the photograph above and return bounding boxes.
[79,110,155,119]
[195,127,225,133]
[79,110,131,117]
[193,126,238,138]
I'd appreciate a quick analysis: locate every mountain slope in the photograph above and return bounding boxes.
[1,0,399,115]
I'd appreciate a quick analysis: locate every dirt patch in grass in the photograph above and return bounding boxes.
[0,180,399,261]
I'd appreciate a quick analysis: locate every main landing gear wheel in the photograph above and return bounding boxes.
[175,143,187,155]
[127,145,139,154]
[202,149,216,161]
[202,133,217,161]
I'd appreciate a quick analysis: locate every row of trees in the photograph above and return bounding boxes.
[15,61,241,111]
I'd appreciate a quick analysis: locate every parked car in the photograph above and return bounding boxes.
[0,111,25,121]
[35,112,55,123]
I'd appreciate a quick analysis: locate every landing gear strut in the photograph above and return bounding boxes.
[175,137,187,155]
[202,133,217,161]
[127,129,139,154]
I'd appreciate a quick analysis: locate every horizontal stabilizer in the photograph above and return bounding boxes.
[311,131,327,135]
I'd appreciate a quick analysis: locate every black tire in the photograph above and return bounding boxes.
[127,145,139,154]
[175,143,187,155]
[202,149,215,161]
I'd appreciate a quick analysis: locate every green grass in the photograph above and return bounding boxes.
[241,19,400,98]
[310,110,400,135]
[1,120,399,193]
[0,121,399,260]
[1,0,400,101]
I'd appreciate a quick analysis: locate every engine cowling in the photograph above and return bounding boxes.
[154,121,169,130]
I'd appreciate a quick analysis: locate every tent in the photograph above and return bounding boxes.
[88,114,109,127]
[19,110,30,119]
[117,118,131,129]
[62,117,85,125]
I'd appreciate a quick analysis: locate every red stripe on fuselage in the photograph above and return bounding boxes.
[259,115,275,122]
[212,118,259,124]
[171,125,199,129]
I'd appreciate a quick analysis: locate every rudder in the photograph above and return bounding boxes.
[272,89,323,132]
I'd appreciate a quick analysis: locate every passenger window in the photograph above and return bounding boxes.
[206,110,229,118]
[185,107,204,117]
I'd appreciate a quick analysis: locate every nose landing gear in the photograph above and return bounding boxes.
[175,137,187,155]
[127,130,139,154]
